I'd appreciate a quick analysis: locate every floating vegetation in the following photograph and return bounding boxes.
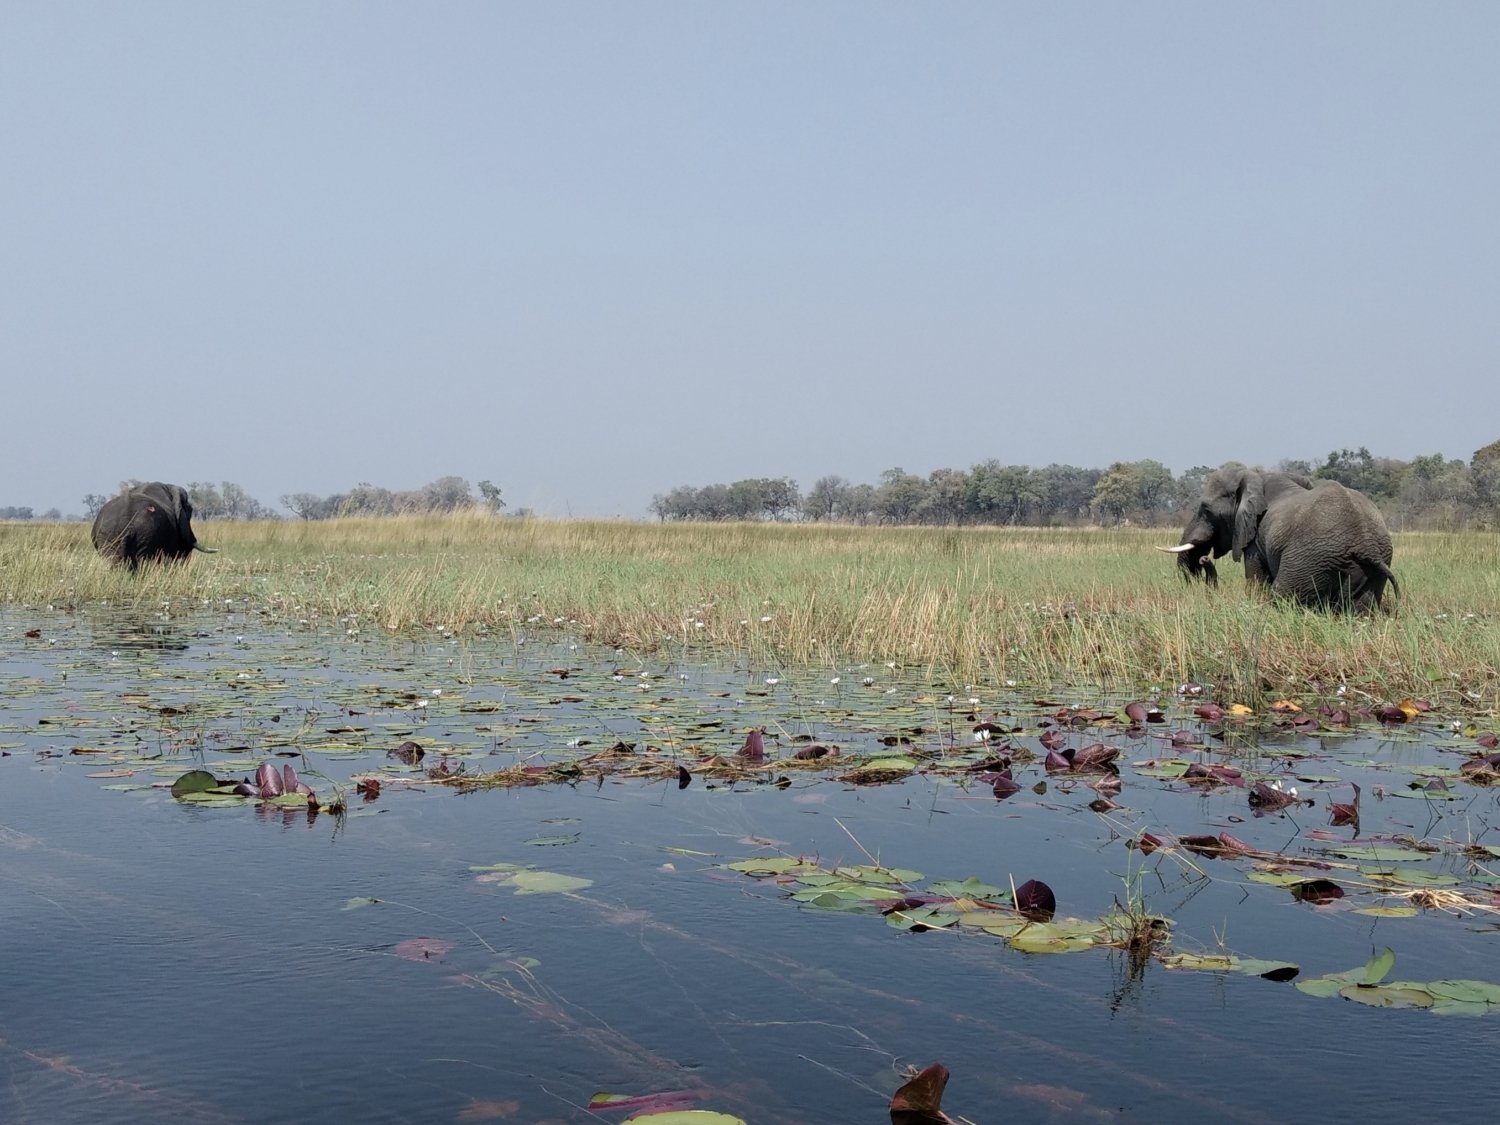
[1296,949,1500,1017]
[721,856,1162,957]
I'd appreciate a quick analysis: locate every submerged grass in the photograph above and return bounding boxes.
[3,515,1498,707]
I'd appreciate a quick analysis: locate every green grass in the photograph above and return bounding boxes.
[3,516,1498,708]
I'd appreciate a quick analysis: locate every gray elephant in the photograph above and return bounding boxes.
[1160,464,1398,612]
[91,482,217,569]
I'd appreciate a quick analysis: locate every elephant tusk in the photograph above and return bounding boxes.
[193,544,219,553]
[1156,544,1197,554]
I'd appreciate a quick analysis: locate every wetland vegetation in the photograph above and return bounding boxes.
[5,515,1499,703]
[3,515,1500,1122]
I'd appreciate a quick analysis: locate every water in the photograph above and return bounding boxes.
[3,606,1499,1122]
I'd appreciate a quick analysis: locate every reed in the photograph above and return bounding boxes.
[3,516,1496,706]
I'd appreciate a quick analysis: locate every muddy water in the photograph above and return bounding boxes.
[3,606,1499,1123]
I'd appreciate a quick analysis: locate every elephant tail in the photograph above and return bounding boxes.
[1378,560,1399,600]
[1359,557,1399,606]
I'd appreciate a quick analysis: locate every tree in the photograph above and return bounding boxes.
[477,480,505,514]
[964,462,1043,525]
[282,492,339,520]
[651,486,699,521]
[220,481,271,520]
[874,468,929,525]
[340,482,396,517]
[83,494,109,518]
[1393,454,1473,530]
[1087,461,1175,525]
[723,479,764,520]
[918,469,968,525]
[759,477,801,520]
[1090,463,1138,525]
[1032,464,1101,525]
[1174,465,1217,514]
[842,483,878,524]
[421,476,474,512]
[1472,440,1500,524]
[1315,447,1401,499]
[801,475,851,521]
[186,482,226,520]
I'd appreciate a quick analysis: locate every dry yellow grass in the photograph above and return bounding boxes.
[2,516,1497,707]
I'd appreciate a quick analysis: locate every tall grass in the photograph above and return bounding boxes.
[3,516,1497,706]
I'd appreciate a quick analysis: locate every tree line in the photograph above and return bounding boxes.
[59,477,508,522]
[650,444,1500,530]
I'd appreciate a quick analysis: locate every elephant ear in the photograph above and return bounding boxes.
[1232,471,1265,562]
[166,485,195,543]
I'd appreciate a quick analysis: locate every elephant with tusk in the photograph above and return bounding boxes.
[1160,463,1397,612]
[91,482,218,570]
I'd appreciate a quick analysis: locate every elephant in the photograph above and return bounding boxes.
[1159,463,1398,612]
[91,482,217,570]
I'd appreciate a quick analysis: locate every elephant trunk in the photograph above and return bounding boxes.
[1158,542,1216,586]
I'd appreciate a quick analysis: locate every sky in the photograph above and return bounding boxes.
[3,3,1497,518]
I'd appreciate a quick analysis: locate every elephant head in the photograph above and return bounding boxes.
[91,481,218,569]
[1160,463,1397,612]
[1157,464,1303,586]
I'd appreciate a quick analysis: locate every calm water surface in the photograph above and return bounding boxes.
[3,606,1499,1123]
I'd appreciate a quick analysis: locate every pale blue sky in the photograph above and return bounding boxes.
[3,3,1496,517]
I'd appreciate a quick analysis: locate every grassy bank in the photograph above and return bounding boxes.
[3,515,1497,707]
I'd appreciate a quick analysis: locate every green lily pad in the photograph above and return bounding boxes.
[886,906,960,930]
[1389,788,1462,801]
[1327,844,1434,863]
[722,857,818,877]
[831,865,922,885]
[1426,979,1500,1004]
[1248,871,1309,887]
[508,870,593,895]
[1339,984,1435,1009]
[1430,1000,1493,1017]
[1295,978,1347,998]
[170,769,221,797]
[927,877,1008,901]
[789,883,895,903]
[1007,919,1106,954]
[1161,953,1298,979]
[174,792,247,807]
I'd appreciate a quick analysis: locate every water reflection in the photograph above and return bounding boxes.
[89,611,191,652]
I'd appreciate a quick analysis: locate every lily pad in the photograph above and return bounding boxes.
[508,870,594,895]
[1326,844,1434,863]
[1339,984,1435,1009]
[170,769,221,797]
